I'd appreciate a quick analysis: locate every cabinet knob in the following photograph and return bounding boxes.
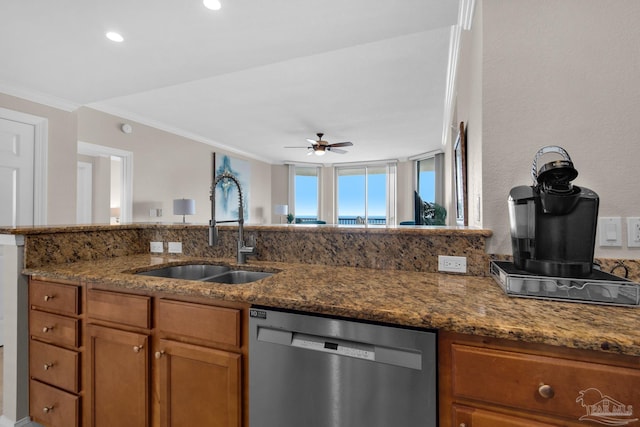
[43,295,54,302]
[155,350,165,359]
[133,345,144,353]
[43,405,54,413]
[42,326,54,333]
[538,383,555,399]
[459,424,467,427]
[43,362,54,370]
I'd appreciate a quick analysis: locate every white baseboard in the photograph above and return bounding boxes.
[0,415,40,427]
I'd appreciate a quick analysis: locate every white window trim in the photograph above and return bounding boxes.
[288,164,321,220]
[334,161,397,225]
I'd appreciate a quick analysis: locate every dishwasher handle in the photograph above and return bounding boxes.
[256,326,422,370]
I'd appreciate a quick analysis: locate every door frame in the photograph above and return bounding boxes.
[76,161,93,224]
[77,141,133,223]
[0,107,48,225]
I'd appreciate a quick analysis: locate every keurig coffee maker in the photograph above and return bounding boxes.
[508,146,599,278]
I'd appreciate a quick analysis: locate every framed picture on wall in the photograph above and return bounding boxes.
[454,121,468,226]
[213,153,251,222]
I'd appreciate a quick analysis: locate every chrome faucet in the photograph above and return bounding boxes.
[209,172,256,264]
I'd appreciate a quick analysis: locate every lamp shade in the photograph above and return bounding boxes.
[274,204,288,215]
[173,199,195,215]
[173,199,195,223]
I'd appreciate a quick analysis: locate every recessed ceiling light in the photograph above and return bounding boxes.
[106,32,124,42]
[203,0,222,11]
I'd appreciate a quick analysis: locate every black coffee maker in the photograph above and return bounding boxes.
[508,146,599,278]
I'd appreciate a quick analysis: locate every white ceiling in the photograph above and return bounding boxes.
[0,0,461,164]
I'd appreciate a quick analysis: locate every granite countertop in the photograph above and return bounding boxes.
[23,254,640,357]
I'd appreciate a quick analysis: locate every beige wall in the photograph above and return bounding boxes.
[0,93,77,225]
[473,0,640,258]
[77,107,272,225]
[0,96,273,225]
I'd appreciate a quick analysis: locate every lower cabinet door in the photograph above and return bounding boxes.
[87,324,149,427]
[156,339,241,427]
[453,405,566,427]
[30,379,79,427]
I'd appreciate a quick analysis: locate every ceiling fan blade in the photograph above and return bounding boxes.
[327,147,347,154]
[306,138,317,144]
[329,141,353,148]
[306,150,314,156]
[284,146,309,149]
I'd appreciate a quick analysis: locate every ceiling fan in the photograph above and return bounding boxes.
[286,133,353,156]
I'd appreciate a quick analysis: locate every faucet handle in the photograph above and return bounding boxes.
[247,234,256,247]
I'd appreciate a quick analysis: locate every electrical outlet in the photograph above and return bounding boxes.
[627,217,640,248]
[168,242,182,254]
[150,241,163,253]
[438,255,467,273]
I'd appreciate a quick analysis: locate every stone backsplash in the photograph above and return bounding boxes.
[12,224,640,281]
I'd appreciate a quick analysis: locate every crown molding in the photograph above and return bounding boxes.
[0,81,79,112]
[86,103,269,164]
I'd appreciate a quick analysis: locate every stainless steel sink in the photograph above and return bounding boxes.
[202,270,273,284]
[135,264,273,284]
[136,264,230,280]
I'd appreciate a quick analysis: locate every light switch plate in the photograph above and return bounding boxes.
[599,217,622,247]
[627,217,640,248]
[168,242,182,254]
[150,241,163,253]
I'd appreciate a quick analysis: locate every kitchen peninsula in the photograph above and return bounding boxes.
[2,224,639,426]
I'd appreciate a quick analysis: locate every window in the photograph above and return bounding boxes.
[417,154,444,205]
[336,164,393,225]
[292,166,319,221]
[417,157,436,203]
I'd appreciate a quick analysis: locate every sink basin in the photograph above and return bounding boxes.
[136,264,230,280]
[203,270,273,284]
[135,264,273,284]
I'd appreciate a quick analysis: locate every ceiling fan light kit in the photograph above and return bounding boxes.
[288,132,353,157]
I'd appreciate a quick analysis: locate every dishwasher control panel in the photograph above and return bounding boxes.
[292,333,375,360]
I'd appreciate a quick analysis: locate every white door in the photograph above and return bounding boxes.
[0,117,35,227]
[0,115,38,348]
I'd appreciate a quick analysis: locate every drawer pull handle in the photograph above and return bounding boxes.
[43,405,54,413]
[43,362,54,370]
[459,424,467,427]
[538,384,555,399]
[42,326,54,333]
[155,350,165,359]
[43,295,54,302]
[133,345,144,353]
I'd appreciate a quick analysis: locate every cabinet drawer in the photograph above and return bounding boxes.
[87,289,151,329]
[30,379,79,427]
[30,340,80,393]
[30,280,80,315]
[453,404,561,427]
[452,344,640,420]
[158,299,240,347]
[30,310,79,348]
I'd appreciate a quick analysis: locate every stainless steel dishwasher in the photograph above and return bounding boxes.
[249,307,437,427]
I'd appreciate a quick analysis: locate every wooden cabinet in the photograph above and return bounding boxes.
[86,289,151,427]
[439,332,640,427]
[84,288,247,427]
[156,339,241,427]
[156,299,243,427]
[86,324,149,427]
[28,277,83,427]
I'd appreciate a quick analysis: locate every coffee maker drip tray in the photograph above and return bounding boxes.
[490,261,640,307]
